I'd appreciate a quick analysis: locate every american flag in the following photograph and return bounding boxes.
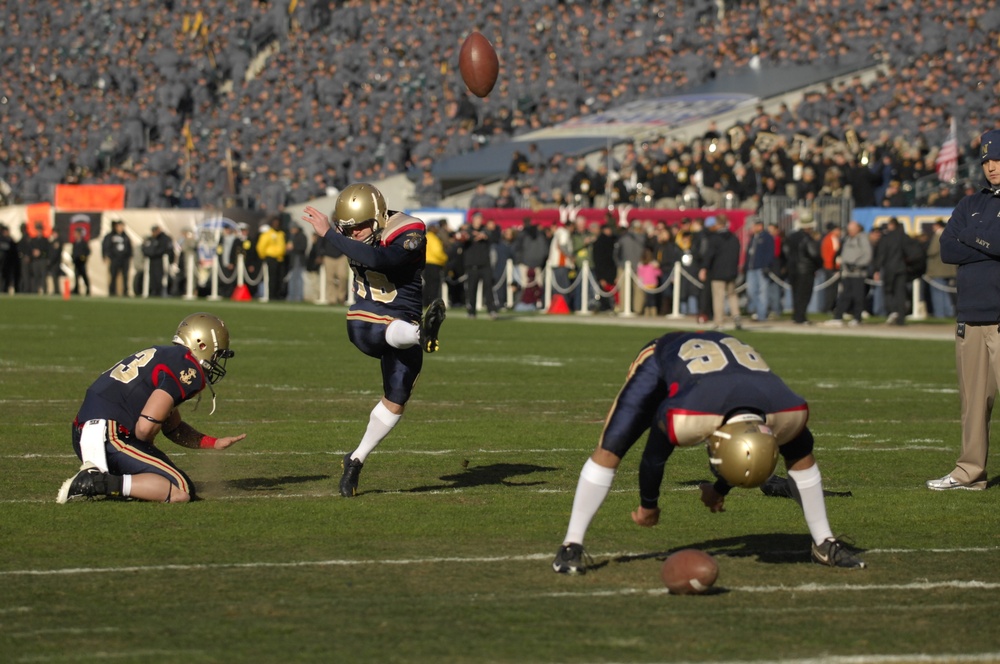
[936,118,958,182]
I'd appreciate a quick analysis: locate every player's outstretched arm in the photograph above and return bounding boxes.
[210,433,247,450]
[163,419,246,450]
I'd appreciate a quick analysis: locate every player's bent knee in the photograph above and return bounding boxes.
[779,429,814,464]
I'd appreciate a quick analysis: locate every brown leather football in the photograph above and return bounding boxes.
[661,549,719,595]
[459,31,499,98]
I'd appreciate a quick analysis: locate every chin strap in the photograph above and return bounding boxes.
[190,383,218,415]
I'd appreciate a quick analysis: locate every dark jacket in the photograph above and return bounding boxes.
[940,188,1000,323]
[591,228,618,283]
[783,228,821,275]
[873,225,905,276]
[703,230,741,281]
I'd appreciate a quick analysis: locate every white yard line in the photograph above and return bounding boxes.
[1,548,997,578]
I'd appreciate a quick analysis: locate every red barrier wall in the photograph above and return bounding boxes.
[467,207,752,234]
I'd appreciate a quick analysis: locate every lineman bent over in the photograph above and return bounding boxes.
[553,330,866,574]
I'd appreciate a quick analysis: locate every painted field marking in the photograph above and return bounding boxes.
[1,548,997,578]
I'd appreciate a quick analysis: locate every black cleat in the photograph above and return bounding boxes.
[420,299,447,353]
[760,474,794,498]
[339,454,363,497]
[56,462,108,504]
[552,543,591,575]
[811,537,866,569]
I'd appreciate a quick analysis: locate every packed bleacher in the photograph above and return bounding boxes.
[2,0,999,213]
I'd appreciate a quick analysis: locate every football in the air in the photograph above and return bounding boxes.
[459,31,499,98]
[660,549,719,595]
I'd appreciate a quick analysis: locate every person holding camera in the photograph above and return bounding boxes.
[825,220,872,326]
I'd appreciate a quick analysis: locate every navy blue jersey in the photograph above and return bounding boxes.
[600,331,808,458]
[320,212,426,325]
[76,344,207,428]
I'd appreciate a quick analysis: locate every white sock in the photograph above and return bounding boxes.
[563,458,617,546]
[351,401,402,463]
[122,474,132,498]
[788,464,833,545]
[385,320,419,349]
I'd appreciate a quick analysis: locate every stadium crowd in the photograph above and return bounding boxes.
[1,0,999,213]
[0,189,952,332]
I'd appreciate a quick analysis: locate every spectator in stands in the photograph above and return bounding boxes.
[689,217,714,323]
[47,229,64,294]
[819,223,842,313]
[590,221,618,313]
[26,224,50,295]
[743,219,775,322]
[71,227,91,296]
[825,220,872,327]
[783,214,822,325]
[239,224,261,299]
[256,216,287,301]
[415,170,443,208]
[459,212,497,319]
[423,220,449,308]
[880,179,908,207]
[924,219,956,318]
[141,225,175,297]
[3,0,998,215]
[767,222,786,318]
[569,216,595,311]
[872,217,908,325]
[0,225,18,294]
[103,220,132,297]
[636,247,662,317]
[700,214,742,330]
[313,227,349,306]
[547,216,575,312]
[284,223,308,302]
[512,218,547,306]
[614,219,648,315]
[216,224,240,299]
[468,183,496,210]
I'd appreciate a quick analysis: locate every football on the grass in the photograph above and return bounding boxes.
[459,31,499,98]
[661,549,719,595]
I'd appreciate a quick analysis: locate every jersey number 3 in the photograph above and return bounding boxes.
[679,337,770,374]
[109,348,157,383]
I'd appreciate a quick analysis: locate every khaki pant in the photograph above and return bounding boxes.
[952,324,1000,488]
[323,255,350,305]
[710,280,741,327]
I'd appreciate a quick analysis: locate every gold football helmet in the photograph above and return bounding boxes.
[706,417,779,488]
[334,183,388,245]
[172,313,234,384]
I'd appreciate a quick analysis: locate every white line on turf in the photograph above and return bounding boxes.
[630,655,1000,664]
[1,549,997,577]
[539,579,1000,598]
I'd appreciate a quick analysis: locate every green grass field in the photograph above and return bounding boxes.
[2,297,998,663]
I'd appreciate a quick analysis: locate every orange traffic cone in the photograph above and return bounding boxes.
[232,284,252,301]
[62,277,71,301]
[547,293,571,315]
